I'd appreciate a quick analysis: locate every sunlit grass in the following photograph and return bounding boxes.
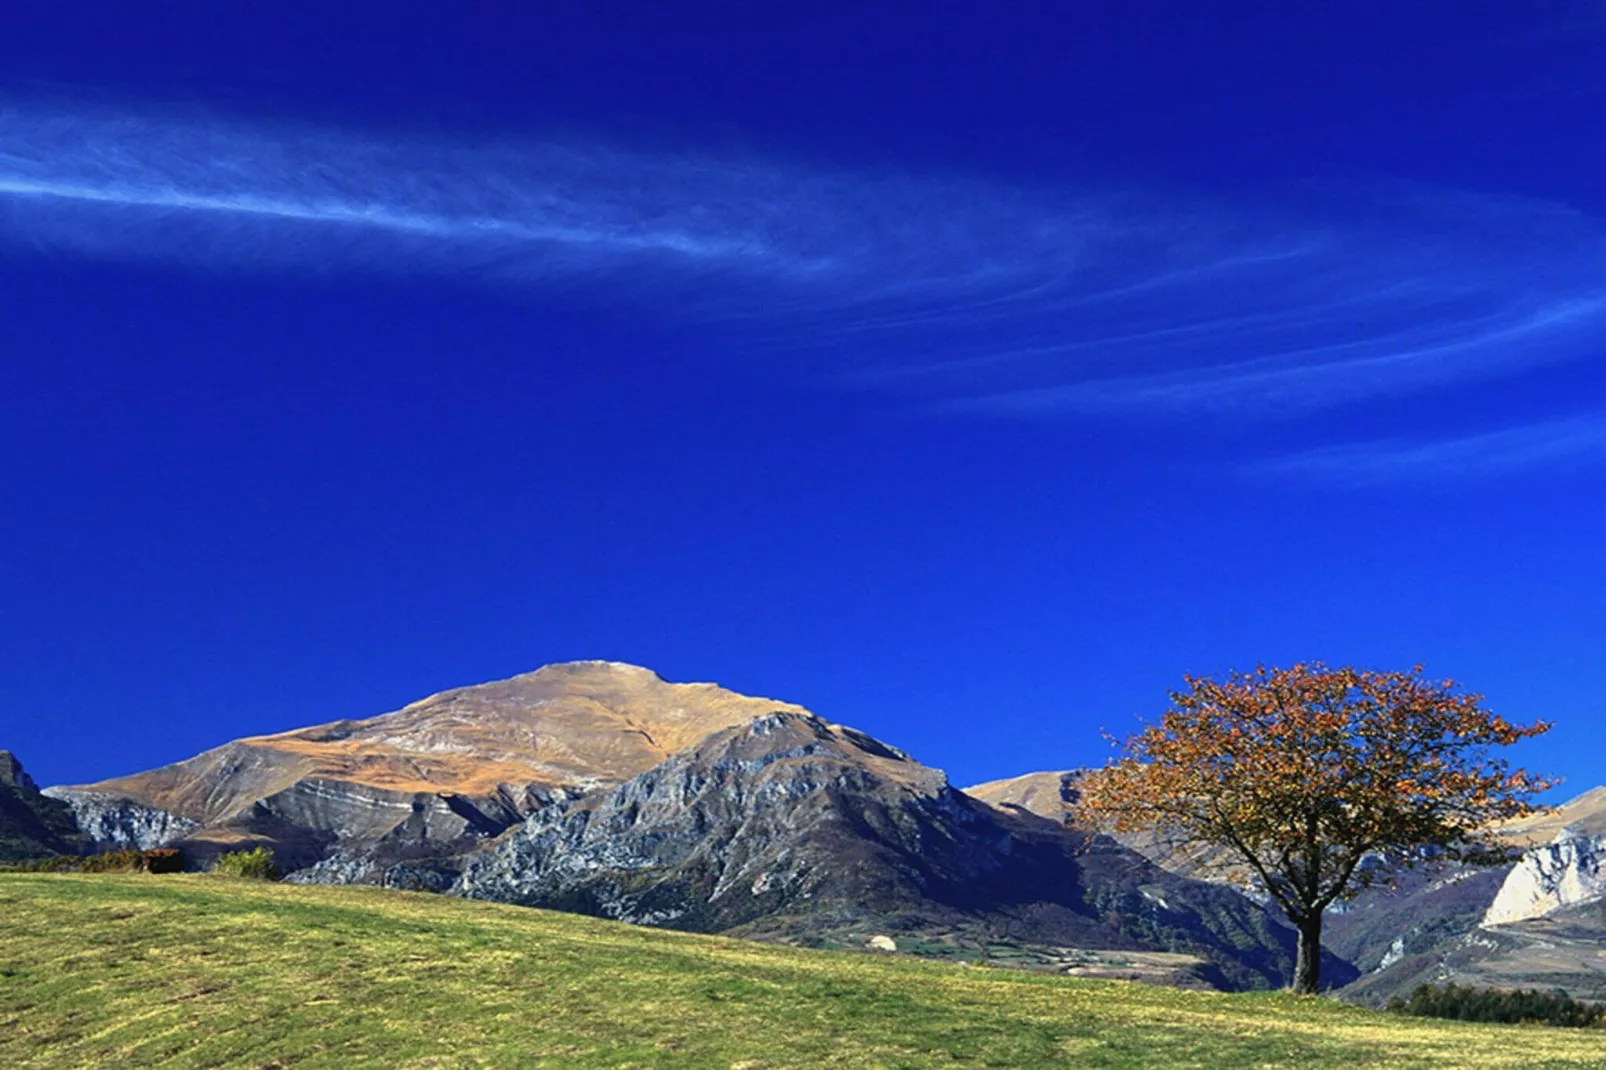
[0,874,1599,1068]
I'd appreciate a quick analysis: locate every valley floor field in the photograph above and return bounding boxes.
[0,874,1599,1069]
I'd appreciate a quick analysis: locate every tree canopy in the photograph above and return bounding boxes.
[1075,663,1553,994]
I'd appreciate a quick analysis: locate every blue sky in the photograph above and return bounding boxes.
[2,3,1602,795]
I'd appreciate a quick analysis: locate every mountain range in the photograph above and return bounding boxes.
[18,661,1605,999]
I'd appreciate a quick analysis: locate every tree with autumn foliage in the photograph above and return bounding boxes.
[1074,663,1553,995]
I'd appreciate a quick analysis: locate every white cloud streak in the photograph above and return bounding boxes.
[1251,415,1606,486]
[3,99,1604,423]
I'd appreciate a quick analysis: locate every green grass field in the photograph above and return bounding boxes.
[1,874,1600,1069]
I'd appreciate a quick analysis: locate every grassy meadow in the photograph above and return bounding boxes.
[1,874,1600,1069]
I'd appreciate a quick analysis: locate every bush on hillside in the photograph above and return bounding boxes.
[81,849,149,873]
[212,847,279,881]
[0,847,187,874]
[1387,982,1604,1028]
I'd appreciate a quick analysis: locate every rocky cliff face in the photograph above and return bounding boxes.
[1482,832,1606,927]
[0,752,39,793]
[0,751,91,861]
[39,788,199,852]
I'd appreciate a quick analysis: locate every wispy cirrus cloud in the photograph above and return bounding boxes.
[2,98,1604,423]
[1251,414,1606,486]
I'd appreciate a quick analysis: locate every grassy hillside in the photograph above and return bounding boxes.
[1,876,1600,1069]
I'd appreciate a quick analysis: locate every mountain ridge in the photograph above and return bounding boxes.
[31,662,1345,991]
[45,661,808,869]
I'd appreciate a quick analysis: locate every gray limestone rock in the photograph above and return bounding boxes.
[40,788,198,851]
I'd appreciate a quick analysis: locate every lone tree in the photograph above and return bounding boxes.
[1075,663,1553,994]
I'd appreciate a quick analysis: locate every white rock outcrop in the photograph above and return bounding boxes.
[40,788,198,851]
[1482,831,1606,927]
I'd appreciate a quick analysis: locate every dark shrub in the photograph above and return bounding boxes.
[142,848,184,873]
[1387,982,1605,1028]
[1,846,186,874]
[213,847,279,880]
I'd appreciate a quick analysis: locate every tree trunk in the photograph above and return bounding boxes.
[1292,913,1323,995]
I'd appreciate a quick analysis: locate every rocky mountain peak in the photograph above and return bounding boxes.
[1,750,90,862]
[66,661,810,811]
[964,770,1079,820]
[44,662,816,870]
[512,660,667,683]
[1498,786,1606,846]
[0,751,38,792]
